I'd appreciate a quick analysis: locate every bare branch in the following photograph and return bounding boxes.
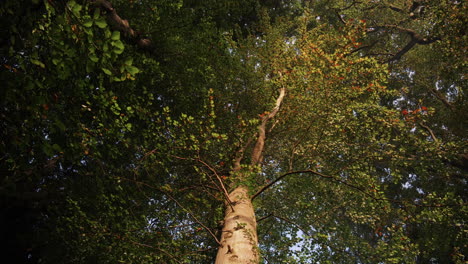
[256,213,273,223]
[348,40,378,56]
[336,0,362,11]
[335,11,347,25]
[169,155,235,211]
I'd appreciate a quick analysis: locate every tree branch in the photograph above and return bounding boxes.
[418,122,439,143]
[379,25,441,62]
[251,85,286,165]
[251,170,379,201]
[366,25,440,62]
[388,4,405,13]
[430,88,455,111]
[389,39,418,62]
[169,155,235,212]
[90,0,153,51]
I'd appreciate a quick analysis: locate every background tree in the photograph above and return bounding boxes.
[1,0,466,263]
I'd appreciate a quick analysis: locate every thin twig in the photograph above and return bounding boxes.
[257,212,310,236]
[164,191,221,245]
[128,239,183,264]
[256,213,273,223]
[271,214,310,236]
[196,158,235,212]
[169,154,234,210]
[251,170,377,201]
[116,176,221,245]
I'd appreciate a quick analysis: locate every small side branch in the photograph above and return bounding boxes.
[251,170,377,201]
[348,40,378,56]
[418,122,439,143]
[251,171,299,201]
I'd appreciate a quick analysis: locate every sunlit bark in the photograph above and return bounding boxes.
[215,186,258,264]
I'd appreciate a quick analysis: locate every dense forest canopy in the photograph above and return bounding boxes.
[0,0,466,263]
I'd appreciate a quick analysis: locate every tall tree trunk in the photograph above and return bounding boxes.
[215,186,259,264]
[215,86,285,263]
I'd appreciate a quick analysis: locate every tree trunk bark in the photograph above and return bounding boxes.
[215,86,284,263]
[215,186,259,264]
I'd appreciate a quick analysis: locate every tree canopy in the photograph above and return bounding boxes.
[1,0,466,263]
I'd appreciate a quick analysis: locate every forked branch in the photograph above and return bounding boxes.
[378,25,440,62]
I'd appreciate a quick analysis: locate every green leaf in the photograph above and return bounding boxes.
[113,40,124,50]
[125,65,139,75]
[71,3,82,15]
[95,17,107,29]
[52,144,63,152]
[93,8,100,19]
[102,68,112,75]
[125,123,132,131]
[111,31,120,40]
[83,19,93,28]
[113,48,124,55]
[67,0,76,8]
[31,59,45,68]
[124,57,133,65]
[89,54,99,63]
